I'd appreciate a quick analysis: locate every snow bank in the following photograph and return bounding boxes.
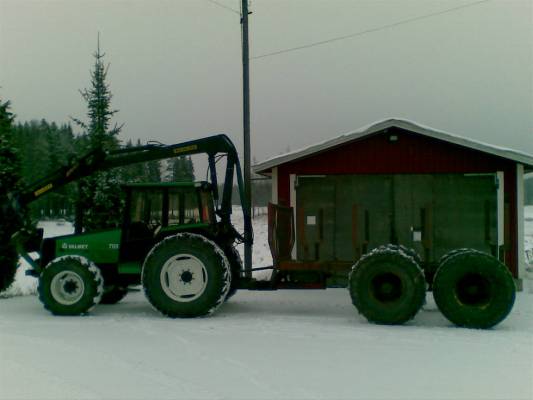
[231,207,273,280]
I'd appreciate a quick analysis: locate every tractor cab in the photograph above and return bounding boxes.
[120,181,217,264]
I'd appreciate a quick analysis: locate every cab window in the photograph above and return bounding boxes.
[130,190,163,228]
[168,188,213,225]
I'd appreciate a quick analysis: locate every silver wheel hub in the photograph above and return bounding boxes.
[50,271,85,305]
[160,254,208,302]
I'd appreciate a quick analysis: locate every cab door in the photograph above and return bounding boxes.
[120,188,162,263]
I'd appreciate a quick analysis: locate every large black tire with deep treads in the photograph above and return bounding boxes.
[433,249,515,329]
[224,245,242,301]
[142,233,231,318]
[38,255,104,315]
[349,248,426,325]
[100,285,128,304]
[426,248,474,289]
[438,248,472,269]
[376,244,422,267]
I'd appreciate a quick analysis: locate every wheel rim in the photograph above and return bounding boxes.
[371,272,403,303]
[160,254,208,302]
[455,273,492,307]
[50,271,85,305]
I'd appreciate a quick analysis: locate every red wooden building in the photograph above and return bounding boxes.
[254,119,533,288]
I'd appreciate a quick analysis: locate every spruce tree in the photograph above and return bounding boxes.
[168,156,194,182]
[146,160,162,182]
[0,98,25,292]
[72,37,123,231]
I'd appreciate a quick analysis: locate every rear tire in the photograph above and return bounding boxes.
[438,248,472,269]
[376,244,422,266]
[142,233,231,318]
[433,249,515,329]
[100,285,128,305]
[224,245,242,301]
[349,248,426,325]
[38,256,103,315]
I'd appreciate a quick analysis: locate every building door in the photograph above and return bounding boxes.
[334,175,393,261]
[295,176,335,261]
[393,175,434,262]
[393,174,498,263]
[431,174,498,260]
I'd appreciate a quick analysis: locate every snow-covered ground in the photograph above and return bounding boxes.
[1,289,532,400]
[1,211,533,399]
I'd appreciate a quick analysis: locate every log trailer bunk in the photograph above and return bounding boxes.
[1,134,516,328]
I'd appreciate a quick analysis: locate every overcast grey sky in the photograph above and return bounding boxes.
[0,0,531,171]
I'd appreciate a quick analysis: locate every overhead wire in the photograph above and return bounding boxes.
[251,0,492,60]
[205,0,240,15]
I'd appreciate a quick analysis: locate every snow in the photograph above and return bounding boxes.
[1,290,532,399]
[1,212,533,399]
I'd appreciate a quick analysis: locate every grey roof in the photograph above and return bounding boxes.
[254,118,533,174]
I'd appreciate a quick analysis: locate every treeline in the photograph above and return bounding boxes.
[12,119,78,219]
[220,178,271,208]
[10,115,274,220]
[11,118,194,219]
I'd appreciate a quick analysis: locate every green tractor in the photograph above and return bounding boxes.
[2,134,252,317]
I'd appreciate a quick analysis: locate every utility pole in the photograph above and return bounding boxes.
[241,0,253,278]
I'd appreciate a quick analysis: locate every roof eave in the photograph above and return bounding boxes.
[253,119,533,172]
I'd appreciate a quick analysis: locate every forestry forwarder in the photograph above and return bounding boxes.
[2,134,254,317]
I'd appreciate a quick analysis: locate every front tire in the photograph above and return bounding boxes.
[142,233,231,318]
[433,249,515,329]
[349,247,426,325]
[38,256,103,315]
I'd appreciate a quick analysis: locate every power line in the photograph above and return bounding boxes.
[252,0,492,60]
[205,0,240,15]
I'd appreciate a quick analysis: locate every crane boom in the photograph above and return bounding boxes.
[18,134,247,226]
